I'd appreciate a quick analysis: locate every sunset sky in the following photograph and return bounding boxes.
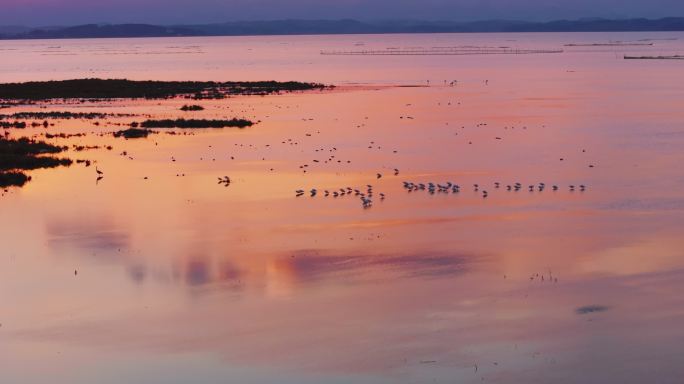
[1,0,683,26]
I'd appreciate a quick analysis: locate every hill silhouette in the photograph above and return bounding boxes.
[1,18,684,40]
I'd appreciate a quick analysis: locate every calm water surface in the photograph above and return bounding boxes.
[2,32,684,383]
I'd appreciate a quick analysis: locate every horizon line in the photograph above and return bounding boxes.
[2,16,684,28]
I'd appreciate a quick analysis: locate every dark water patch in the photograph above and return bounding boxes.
[137,118,253,129]
[0,79,327,101]
[127,264,147,284]
[185,260,211,286]
[575,305,609,315]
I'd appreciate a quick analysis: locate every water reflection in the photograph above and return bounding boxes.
[116,249,477,296]
[46,215,130,253]
[181,257,212,286]
[126,263,147,284]
[2,32,684,384]
[272,250,474,282]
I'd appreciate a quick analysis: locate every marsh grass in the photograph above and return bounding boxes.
[137,118,253,129]
[0,171,30,188]
[113,128,154,139]
[0,79,327,101]
[0,137,72,187]
[0,111,126,120]
[0,121,27,128]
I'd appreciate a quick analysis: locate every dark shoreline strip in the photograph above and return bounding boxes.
[0,79,327,101]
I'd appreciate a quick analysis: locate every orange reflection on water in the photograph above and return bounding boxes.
[2,32,684,384]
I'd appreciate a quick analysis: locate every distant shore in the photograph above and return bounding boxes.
[1,17,684,41]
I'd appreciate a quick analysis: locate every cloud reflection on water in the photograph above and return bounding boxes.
[46,215,129,253]
[273,249,474,282]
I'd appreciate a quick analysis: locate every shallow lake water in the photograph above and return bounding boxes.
[2,32,684,383]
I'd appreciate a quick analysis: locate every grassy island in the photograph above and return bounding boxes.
[0,137,72,187]
[0,79,327,101]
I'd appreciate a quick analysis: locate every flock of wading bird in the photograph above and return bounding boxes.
[75,79,592,209]
[286,82,594,208]
[296,179,588,209]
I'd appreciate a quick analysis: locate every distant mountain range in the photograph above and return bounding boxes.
[1,18,684,40]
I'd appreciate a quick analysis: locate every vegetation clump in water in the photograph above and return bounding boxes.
[0,111,123,120]
[623,55,684,60]
[0,121,27,129]
[113,128,155,139]
[180,104,204,111]
[0,137,72,187]
[0,171,30,188]
[137,118,253,129]
[0,79,327,101]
